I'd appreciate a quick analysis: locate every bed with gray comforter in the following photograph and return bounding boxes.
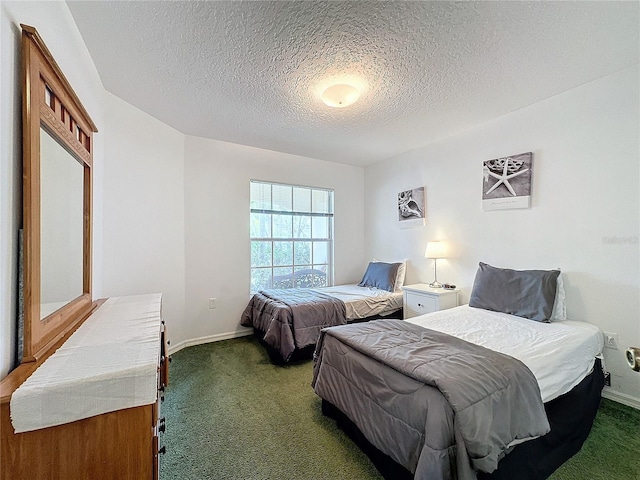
[241,289,347,362]
[312,320,550,479]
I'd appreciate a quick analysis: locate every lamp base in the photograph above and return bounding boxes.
[428,281,443,288]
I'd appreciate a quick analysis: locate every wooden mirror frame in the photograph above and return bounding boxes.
[21,25,98,362]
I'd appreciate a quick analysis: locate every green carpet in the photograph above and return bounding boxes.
[549,398,640,480]
[160,337,640,480]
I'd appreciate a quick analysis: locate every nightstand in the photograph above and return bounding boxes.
[402,283,459,319]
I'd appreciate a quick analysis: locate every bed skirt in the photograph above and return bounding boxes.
[321,357,604,480]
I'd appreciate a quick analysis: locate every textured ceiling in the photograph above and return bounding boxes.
[67,1,639,167]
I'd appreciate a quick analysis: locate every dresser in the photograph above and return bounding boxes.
[402,284,460,319]
[0,294,169,480]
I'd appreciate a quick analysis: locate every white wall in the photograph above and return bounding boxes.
[182,136,365,348]
[97,95,366,352]
[0,1,105,378]
[101,92,187,344]
[364,67,640,405]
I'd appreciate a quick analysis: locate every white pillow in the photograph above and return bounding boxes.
[551,273,566,321]
[395,261,406,291]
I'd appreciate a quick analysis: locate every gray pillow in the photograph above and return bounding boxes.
[469,262,560,322]
[358,262,401,292]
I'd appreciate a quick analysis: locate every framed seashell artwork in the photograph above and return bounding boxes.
[482,152,533,211]
[398,186,426,228]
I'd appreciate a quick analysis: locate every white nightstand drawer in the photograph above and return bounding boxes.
[405,292,438,316]
[402,284,460,319]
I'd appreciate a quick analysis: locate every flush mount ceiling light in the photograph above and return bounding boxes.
[321,83,360,108]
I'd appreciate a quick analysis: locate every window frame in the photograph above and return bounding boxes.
[250,180,334,293]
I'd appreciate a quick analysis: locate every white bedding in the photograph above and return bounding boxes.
[314,284,403,320]
[407,305,604,402]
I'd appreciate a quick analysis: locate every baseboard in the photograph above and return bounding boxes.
[602,388,640,410]
[168,329,253,356]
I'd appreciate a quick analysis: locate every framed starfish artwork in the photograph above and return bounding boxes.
[398,187,426,228]
[482,152,533,211]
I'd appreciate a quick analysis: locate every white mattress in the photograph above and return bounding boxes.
[406,305,604,402]
[314,284,403,320]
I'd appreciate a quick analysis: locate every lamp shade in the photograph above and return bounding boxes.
[425,241,447,259]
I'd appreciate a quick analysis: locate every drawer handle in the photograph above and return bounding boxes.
[417,303,422,307]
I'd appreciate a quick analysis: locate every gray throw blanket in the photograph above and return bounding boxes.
[313,320,550,475]
[241,289,346,362]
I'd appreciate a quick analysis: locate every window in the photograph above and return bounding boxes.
[250,180,334,293]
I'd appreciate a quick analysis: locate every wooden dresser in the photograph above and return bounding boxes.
[0,294,169,480]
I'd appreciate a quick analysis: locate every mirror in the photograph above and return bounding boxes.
[39,127,84,319]
[21,25,97,362]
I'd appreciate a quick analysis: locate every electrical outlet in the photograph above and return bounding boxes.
[604,371,611,387]
[208,298,217,309]
[611,374,624,391]
[604,332,618,349]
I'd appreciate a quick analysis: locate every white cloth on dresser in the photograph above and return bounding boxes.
[10,293,162,433]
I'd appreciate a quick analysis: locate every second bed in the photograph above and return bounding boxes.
[312,263,605,479]
[241,283,402,362]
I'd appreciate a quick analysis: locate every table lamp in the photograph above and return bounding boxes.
[425,241,446,288]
